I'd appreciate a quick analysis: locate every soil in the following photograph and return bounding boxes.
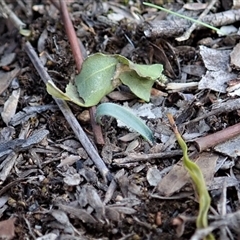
[0,0,240,239]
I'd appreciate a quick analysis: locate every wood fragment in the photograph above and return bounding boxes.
[176,0,218,41]
[143,9,240,38]
[194,122,240,152]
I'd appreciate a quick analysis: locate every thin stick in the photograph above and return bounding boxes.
[0,0,26,29]
[113,150,182,165]
[25,41,112,182]
[194,122,240,152]
[176,0,218,41]
[185,98,240,125]
[59,0,83,73]
[58,0,105,145]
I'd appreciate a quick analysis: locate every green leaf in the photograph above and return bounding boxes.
[115,55,164,101]
[75,53,120,107]
[47,53,165,107]
[117,55,164,80]
[119,70,154,102]
[96,103,154,143]
[46,81,85,106]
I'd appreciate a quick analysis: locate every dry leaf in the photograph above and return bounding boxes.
[0,218,16,240]
[157,152,218,196]
[1,88,20,125]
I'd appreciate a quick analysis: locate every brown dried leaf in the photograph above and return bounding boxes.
[105,207,120,222]
[231,42,240,68]
[57,155,80,167]
[108,206,136,215]
[0,218,16,240]
[1,88,20,125]
[157,152,218,196]
[86,186,105,220]
[0,68,20,95]
[57,204,97,224]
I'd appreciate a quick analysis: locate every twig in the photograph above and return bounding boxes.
[59,0,83,73]
[194,122,240,152]
[176,0,218,41]
[0,0,26,29]
[184,98,240,125]
[113,150,182,165]
[0,178,25,196]
[58,0,105,145]
[89,106,105,145]
[185,98,240,125]
[25,41,112,182]
[143,9,240,38]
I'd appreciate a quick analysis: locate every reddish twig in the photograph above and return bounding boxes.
[59,0,83,72]
[194,122,240,152]
[58,0,105,145]
[89,106,105,145]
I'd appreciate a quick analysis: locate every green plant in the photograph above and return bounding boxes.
[47,53,164,141]
[47,53,165,107]
[167,114,214,240]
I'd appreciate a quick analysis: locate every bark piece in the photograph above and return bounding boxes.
[143,9,240,38]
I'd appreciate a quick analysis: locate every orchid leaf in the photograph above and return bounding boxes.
[47,53,165,107]
[46,81,85,106]
[119,70,154,101]
[75,53,120,107]
[96,103,154,143]
[116,54,164,80]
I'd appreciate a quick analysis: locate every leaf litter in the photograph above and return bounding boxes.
[1,0,240,239]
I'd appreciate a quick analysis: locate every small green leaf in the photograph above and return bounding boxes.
[96,103,154,143]
[119,70,154,102]
[46,81,85,106]
[115,55,164,101]
[117,55,164,80]
[75,53,120,107]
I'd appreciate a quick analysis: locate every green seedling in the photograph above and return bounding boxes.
[47,53,163,141]
[167,114,215,240]
[47,53,165,107]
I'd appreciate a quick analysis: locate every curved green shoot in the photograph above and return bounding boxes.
[167,114,214,240]
[143,2,223,35]
[96,103,154,143]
